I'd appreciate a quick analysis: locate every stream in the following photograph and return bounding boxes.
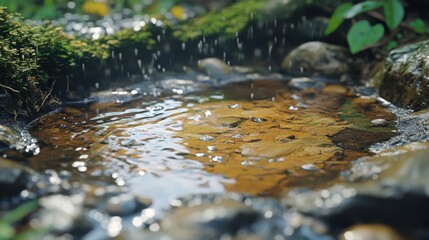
[25,72,398,239]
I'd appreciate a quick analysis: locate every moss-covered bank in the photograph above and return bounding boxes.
[0,7,155,119]
[1,0,340,120]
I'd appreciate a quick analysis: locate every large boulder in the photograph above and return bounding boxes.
[287,142,429,234]
[378,40,429,110]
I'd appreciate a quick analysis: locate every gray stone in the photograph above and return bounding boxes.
[36,194,92,235]
[288,142,429,229]
[106,193,139,216]
[0,158,34,198]
[161,199,260,239]
[281,41,350,76]
[198,58,230,76]
[370,110,429,152]
[370,118,389,127]
[288,77,325,90]
[378,40,429,110]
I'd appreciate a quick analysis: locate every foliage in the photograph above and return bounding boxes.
[325,0,425,54]
[0,7,155,116]
[173,0,265,41]
[347,20,384,54]
[0,7,112,114]
[0,200,44,240]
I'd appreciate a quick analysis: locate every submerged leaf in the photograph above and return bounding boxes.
[325,2,353,35]
[347,20,384,54]
[384,0,404,30]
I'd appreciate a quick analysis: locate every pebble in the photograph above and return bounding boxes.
[288,77,320,90]
[340,224,403,240]
[218,117,242,127]
[106,193,139,216]
[199,135,216,141]
[371,118,389,127]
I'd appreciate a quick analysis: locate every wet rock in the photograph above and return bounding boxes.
[198,58,230,76]
[0,158,34,199]
[0,124,39,155]
[106,193,141,216]
[378,40,429,110]
[218,117,243,127]
[161,199,260,239]
[370,110,429,152]
[281,41,350,76]
[371,118,389,127]
[288,77,325,90]
[288,142,429,231]
[340,224,404,240]
[35,194,92,235]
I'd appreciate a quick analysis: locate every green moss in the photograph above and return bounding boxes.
[173,0,340,41]
[173,0,265,41]
[0,7,155,117]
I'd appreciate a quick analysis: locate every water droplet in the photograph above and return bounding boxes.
[195,153,206,157]
[301,164,318,171]
[207,146,216,152]
[229,104,240,109]
[211,156,224,163]
[231,134,243,139]
[251,117,267,123]
[204,110,212,117]
[199,135,215,141]
[107,216,122,237]
[241,160,255,166]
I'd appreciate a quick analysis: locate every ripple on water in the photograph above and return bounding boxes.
[29,79,396,212]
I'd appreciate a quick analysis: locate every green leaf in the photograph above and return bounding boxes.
[409,18,427,34]
[347,20,384,54]
[384,0,404,30]
[343,1,384,19]
[325,2,353,35]
[0,221,15,239]
[386,40,398,50]
[2,200,38,224]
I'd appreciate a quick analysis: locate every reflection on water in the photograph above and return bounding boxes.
[30,79,395,214]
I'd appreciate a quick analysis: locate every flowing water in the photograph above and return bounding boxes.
[28,76,396,237]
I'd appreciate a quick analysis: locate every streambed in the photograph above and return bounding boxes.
[27,74,397,239]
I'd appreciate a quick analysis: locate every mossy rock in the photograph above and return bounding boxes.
[378,40,429,110]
